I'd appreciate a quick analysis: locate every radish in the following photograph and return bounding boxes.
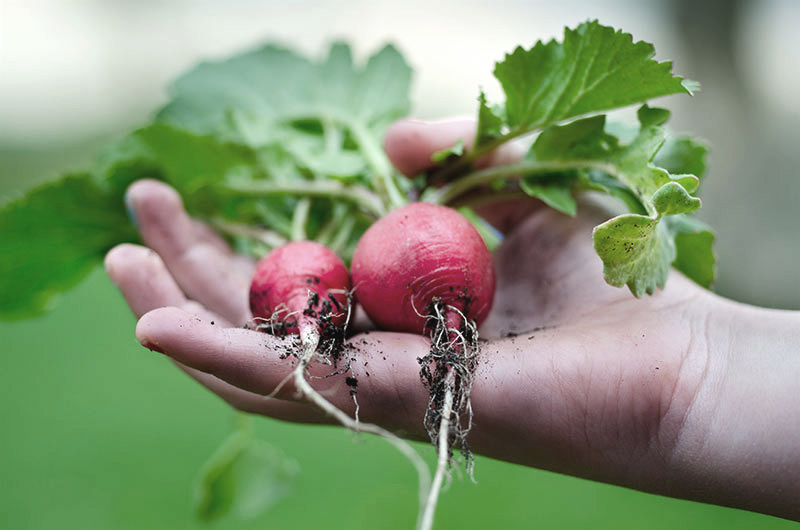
[351,202,495,333]
[249,241,354,412]
[249,240,432,525]
[249,240,351,339]
[351,202,496,530]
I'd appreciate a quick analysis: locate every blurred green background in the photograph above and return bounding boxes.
[1,0,798,529]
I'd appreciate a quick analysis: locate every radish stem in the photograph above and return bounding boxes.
[328,215,356,255]
[211,218,288,248]
[290,198,311,241]
[223,180,386,218]
[424,159,616,205]
[349,120,406,210]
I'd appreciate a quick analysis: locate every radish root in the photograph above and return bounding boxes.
[420,368,455,530]
[258,293,433,530]
[418,302,480,530]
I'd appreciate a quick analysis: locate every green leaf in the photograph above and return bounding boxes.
[532,115,618,160]
[431,139,465,164]
[530,111,700,217]
[592,214,673,296]
[592,180,699,296]
[668,174,699,194]
[526,109,710,296]
[0,125,263,319]
[493,20,693,131]
[592,182,701,295]
[157,45,313,141]
[157,42,411,146]
[474,90,504,148]
[594,209,715,295]
[654,135,709,181]
[519,179,577,216]
[0,173,137,319]
[352,44,413,130]
[100,125,306,254]
[579,171,646,214]
[591,163,693,297]
[104,124,260,194]
[637,104,671,128]
[681,78,702,94]
[665,214,716,288]
[610,125,669,204]
[284,140,367,180]
[607,117,699,214]
[156,42,410,209]
[195,431,298,522]
[650,181,701,216]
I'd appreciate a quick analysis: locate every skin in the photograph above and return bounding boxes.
[105,119,800,522]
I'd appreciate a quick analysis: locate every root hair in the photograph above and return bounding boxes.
[419,300,479,476]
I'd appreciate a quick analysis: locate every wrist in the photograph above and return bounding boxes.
[666,296,800,520]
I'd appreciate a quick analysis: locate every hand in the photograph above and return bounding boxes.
[105,120,800,521]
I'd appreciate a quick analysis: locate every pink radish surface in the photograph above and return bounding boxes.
[249,241,351,333]
[351,202,495,334]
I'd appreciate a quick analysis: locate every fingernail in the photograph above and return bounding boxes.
[124,189,139,229]
[140,338,165,355]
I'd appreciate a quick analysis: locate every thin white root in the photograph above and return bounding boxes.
[295,326,432,529]
[264,370,294,399]
[419,369,455,530]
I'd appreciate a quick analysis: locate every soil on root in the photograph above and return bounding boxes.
[417,299,480,476]
[248,290,360,391]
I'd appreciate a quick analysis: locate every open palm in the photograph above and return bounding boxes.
[105,119,799,520]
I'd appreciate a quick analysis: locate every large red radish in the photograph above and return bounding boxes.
[351,202,495,333]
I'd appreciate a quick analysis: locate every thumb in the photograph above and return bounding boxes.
[384,118,533,232]
[384,118,523,178]
[384,119,476,177]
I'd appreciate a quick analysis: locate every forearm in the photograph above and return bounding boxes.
[667,298,800,520]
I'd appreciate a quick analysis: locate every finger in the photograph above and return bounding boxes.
[191,219,256,279]
[105,245,317,419]
[179,365,327,424]
[136,306,432,435]
[105,243,221,322]
[125,179,253,325]
[384,119,523,177]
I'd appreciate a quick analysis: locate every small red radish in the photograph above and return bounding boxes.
[351,202,495,334]
[249,241,351,338]
[248,240,433,517]
[351,202,496,530]
[249,241,352,418]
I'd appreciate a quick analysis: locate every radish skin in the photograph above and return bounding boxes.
[351,202,495,333]
[249,241,350,335]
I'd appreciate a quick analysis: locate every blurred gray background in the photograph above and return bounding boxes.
[1,0,798,309]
